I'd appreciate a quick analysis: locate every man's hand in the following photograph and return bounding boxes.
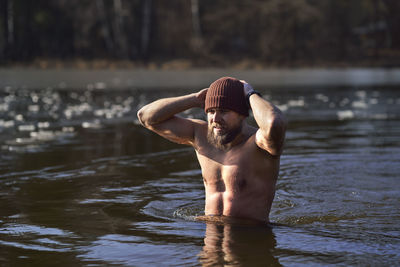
[240,80,254,95]
[195,88,208,108]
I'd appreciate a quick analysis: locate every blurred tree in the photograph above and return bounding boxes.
[140,0,152,58]
[382,0,400,48]
[190,0,203,53]
[0,0,14,61]
[256,0,323,64]
[0,0,399,66]
[150,0,192,59]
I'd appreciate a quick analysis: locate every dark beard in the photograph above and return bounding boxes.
[207,124,242,150]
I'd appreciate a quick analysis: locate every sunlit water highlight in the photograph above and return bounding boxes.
[0,84,399,266]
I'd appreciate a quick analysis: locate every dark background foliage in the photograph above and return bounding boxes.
[0,0,399,67]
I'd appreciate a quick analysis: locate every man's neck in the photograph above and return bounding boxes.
[221,123,251,151]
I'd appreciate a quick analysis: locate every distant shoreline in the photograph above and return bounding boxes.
[1,67,400,90]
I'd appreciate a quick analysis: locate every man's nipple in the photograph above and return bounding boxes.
[238,179,247,190]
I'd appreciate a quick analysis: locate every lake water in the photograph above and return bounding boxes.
[0,76,399,266]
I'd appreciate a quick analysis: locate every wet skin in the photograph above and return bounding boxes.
[137,82,286,223]
[194,109,280,222]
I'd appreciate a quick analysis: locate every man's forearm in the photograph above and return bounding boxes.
[137,93,201,126]
[249,94,283,129]
[249,94,287,153]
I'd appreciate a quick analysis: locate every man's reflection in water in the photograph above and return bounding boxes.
[198,220,281,266]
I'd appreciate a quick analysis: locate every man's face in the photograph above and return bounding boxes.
[206,108,244,150]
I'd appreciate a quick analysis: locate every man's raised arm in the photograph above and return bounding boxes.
[137,88,207,145]
[242,81,287,156]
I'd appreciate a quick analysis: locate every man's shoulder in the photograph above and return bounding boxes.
[243,129,281,159]
[188,119,207,147]
[190,118,207,134]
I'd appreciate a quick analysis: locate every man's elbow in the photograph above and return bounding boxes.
[137,107,149,127]
[259,117,287,156]
[271,111,287,135]
[268,115,287,135]
[272,117,287,155]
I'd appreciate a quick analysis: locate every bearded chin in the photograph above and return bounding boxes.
[207,124,242,150]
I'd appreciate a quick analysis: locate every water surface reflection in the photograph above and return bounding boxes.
[199,223,280,266]
[0,85,399,266]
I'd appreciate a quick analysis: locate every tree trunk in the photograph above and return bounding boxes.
[190,0,203,52]
[113,0,129,58]
[373,0,379,61]
[141,0,152,57]
[96,0,115,55]
[1,0,14,60]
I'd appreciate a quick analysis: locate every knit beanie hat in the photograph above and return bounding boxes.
[205,77,249,116]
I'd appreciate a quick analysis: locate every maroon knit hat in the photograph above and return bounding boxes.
[205,77,249,116]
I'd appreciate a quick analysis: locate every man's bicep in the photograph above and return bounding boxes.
[147,116,200,146]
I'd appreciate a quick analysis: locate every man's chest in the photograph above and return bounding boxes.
[196,150,252,191]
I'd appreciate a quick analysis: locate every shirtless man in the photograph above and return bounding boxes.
[137,77,286,223]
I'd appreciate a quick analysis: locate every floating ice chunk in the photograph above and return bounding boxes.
[94,109,105,117]
[0,103,9,111]
[9,137,35,145]
[30,93,39,103]
[124,97,134,105]
[0,120,14,128]
[339,98,350,107]
[18,125,35,131]
[69,92,78,99]
[78,103,91,112]
[95,82,107,89]
[28,105,40,112]
[15,114,24,121]
[64,109,73,119]
[315,93,329,102]
[276,104,288,112]
[371,113,388,120]
[355,90,366,98]
[42,96,54,105]
[104,101,111,108]
[105,112,114,119]
[51,113,59,120]
[4,95,16,103]
[82,120,102,129]
[30,131,55,141]
[352,100,368,109]
[38,122,50,128]
[369,98,378,105]
[62,127,74,132]
[287,99,305,107]
[337,110,354,120]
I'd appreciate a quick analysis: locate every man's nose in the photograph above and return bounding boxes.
[213,111,223,122]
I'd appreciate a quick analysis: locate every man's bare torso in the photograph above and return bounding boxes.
[194,124,280,222]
